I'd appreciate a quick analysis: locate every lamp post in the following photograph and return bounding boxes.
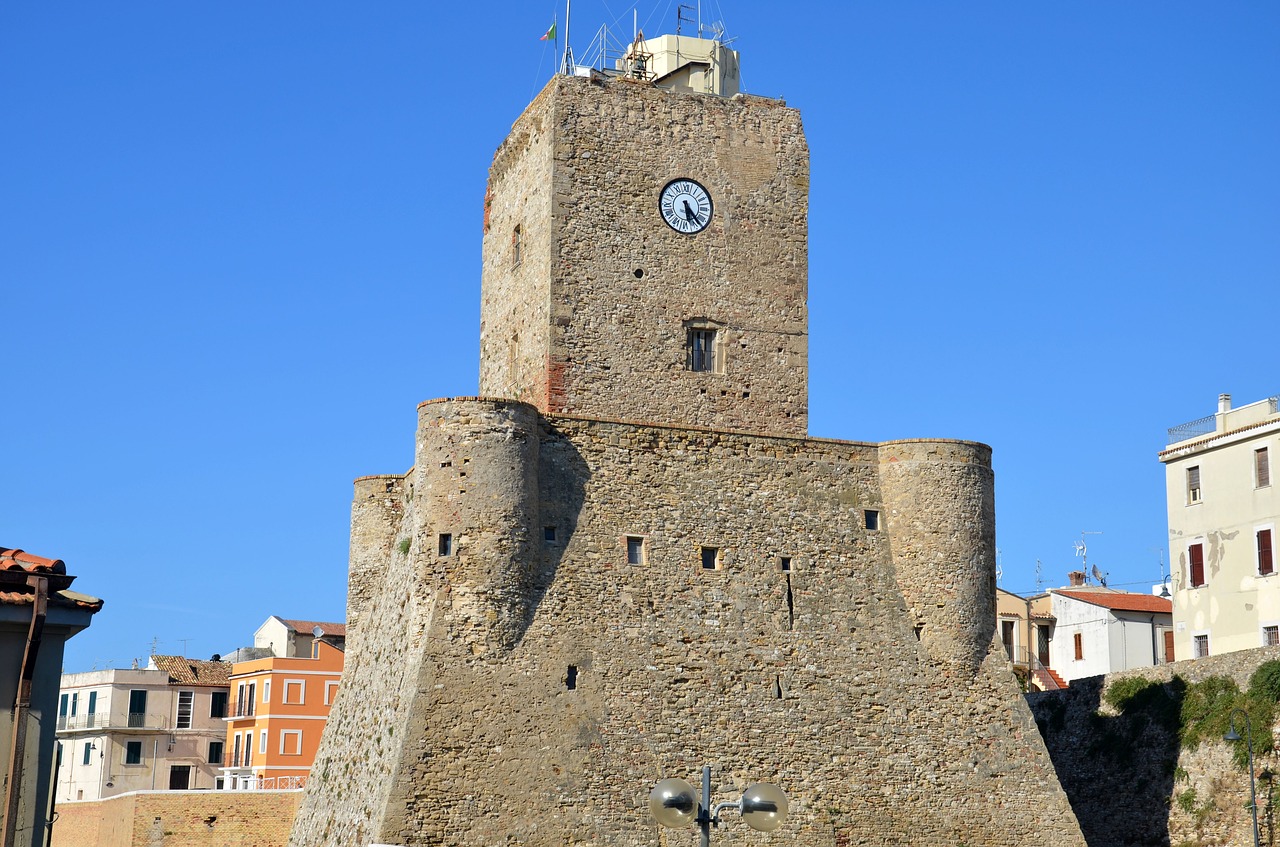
[1224,708,1262,847]
[649,765,787,847]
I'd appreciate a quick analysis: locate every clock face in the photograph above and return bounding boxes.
[659,179,712,234]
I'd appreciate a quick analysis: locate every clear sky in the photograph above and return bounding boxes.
[3,2,1277,672]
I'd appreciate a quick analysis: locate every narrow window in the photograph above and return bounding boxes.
[128,689,147,727]
[1264,626,1279,648]
[210,690,227,719]
[1073,633,1083,661]
[566,665,578,690]
[87,691,97,720]
[325,680,340,705]
[779,556,792,573]
[83,742,93,766]
[177,690,194,729]
[438,533,453,555]
[1001,620,1016,661]
[208,741,224,765]
[512,224,522,268]
[244,732,253,767]
[259,731,268,755]
[70,692,78,717]
[1187,466,1202,504]
[626,536,645,565]
[864,510,880,531]
[687,328,717,372]
[1189,543,1206,587]
[1259,529,1274,576]
[1258,448,1271,488]
[263,681,270,704]
[700,546,721,570]
[544,526,557,543]
[232,734,242,767]
[125,741,143,765]
[1193,633,1210,658]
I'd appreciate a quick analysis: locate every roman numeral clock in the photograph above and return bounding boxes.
[659,178,712,234]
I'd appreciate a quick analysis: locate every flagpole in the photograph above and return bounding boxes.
[562,0,572,74]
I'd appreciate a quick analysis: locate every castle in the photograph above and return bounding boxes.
[289,35,1084,847]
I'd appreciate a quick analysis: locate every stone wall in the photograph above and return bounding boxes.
[1029,645,1280,847]
[52,789,300,847]
[478,75,809,436]
[292,399,1085,847]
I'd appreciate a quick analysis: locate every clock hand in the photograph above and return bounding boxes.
[682,199,699,222]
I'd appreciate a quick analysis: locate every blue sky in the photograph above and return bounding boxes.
[3,2,1277,671]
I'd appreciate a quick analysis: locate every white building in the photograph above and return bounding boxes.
[1162,393,1280,659]
[54,656,229,801]
[1047,578,1173,683]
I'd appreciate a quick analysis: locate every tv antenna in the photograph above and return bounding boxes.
[1074,531,1103,581]
[995,548,1003,585]
[1035,559,1043,593]
[1151,546,1171,597]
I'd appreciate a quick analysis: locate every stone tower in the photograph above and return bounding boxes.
[478,60,808,434]
[291,35,1085,847]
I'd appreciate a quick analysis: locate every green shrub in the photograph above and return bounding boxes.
[1249,660,1280,702]
[1179,675,1242,750]
[398,536,411,554]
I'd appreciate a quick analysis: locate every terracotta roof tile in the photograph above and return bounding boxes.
[280,619,346,638]
[1053,589,1172,614]
[0,547,101,611]
[149,655,231,687]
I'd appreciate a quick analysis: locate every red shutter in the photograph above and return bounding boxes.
[1260,530,1274,576]
[1073,633,1083,661]
[1190,543,1205,587]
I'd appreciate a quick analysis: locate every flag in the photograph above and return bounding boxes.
[540,22,556,41]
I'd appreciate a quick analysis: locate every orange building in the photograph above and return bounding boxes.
[220,618,344,790]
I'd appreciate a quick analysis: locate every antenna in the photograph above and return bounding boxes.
[995,548,1003,585]
[1151,546,1171,597]
[149,636,161,656]
[1075,531,1103,580]
[1091,564,1109,588]
[1035,559,1043,593]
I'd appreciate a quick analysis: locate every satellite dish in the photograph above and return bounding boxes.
[312,626,325,638]
[1091,564,1108,587]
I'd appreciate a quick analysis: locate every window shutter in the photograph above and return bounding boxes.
[1260,529,1274,576]
[1190,543,1205,587]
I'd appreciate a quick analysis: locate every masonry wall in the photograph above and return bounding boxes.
[292,399,1084,847]
[348,474,405,637]
[1029,645,1280,847]
[478,76,809,436]
[51,789,300,847]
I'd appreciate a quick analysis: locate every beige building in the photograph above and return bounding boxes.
[54,656,229,802]
[995,587,1061,689]
[1162,393,1280,659]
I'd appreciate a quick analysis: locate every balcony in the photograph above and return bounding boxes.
[56,712,168,732]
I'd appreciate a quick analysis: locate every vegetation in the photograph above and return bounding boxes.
[398,537,412,554]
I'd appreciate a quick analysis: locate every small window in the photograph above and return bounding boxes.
[626,536,645,565]
[1189,542,1206,588]
[1264,626,1279,648]
[176,690,194,729]
[1073,633,1083,661]
[687,328,718,373]
[1259,529,1275,576]
[512,224,522,268]
[210,691,227,719]
[779,556,792,573]
[1258,448,1271,488]
[1187,466,1202,504]
[1193,633,1210,658]
[325,680,340,706]
[208,741,224,765]
[700,546,721,571]
[263,681,270,704]
[83,742,93,766]
[125,741,143,765]
[259,731,268,755]
[284,680,305,705]
[438,533,453,556]
[864,510,880,531]
[280,730,303,756]
[544,526,557,543]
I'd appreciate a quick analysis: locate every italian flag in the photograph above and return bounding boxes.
[540,22,556,41]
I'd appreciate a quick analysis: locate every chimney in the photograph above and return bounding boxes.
[1068,570,1086,587]
[1219,393,1232,413]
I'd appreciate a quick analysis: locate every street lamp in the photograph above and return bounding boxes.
[649,765,787,847]
[1224,708,1261,847]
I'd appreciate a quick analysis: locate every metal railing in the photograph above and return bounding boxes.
[1167,413,1216,445]
[56,712,167,731]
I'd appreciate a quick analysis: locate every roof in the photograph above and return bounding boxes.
[280,619,346,638]
[149,655,231,687]
[1053,588,1172,614]
[0,547,103,612]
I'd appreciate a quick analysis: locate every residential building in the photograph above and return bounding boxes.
[1162,393,1280,659]
[995,587,1062,690]
[1047,574,1173,683]
[0,546,101,847]
[221,619,344,790]
[54,656,230,802]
